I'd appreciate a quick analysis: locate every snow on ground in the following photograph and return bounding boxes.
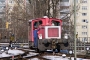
[23,52,39,58]
[46,49,68,54]
[23,45,29,48]
[0,49,25,58]
[23,49,35,52]
[43,55,73,60]
[28,52,39,55]
[43,55,90,60]
[8,49,24,55]
[27,58,39,60]
[0,52,12,58]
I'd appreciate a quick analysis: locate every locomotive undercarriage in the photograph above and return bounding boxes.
[38,39,69,51]
[29,38,69,52]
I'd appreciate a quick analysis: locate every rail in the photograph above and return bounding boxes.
[0,37,90,53]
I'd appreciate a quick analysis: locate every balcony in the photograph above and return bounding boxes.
[0,2,5,5]
[60,2,70,7]
[60,9,70,14]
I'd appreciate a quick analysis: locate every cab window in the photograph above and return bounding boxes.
[52,20,60,26]
[33,20,42,28]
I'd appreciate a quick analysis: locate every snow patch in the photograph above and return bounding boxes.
[43,55,89,60]
[8,49,24,55]
[23,45,29,48]
[0,49,25,58]
[23,49,35,52]
[28,58,39,60]
[0,52,12,58]
[23,52,39,58]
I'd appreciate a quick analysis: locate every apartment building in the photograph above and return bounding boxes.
[60,0,70,19]
[0,0,5,19]
[0,0,6,38]
[60,0,72,36]
[60,0,90,42]
[1,0,89,41]
[70,0,90,42]
[0,0,6,23]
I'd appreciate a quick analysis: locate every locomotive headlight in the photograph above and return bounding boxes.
[39,34,42,39]
[6,47,9,50]
[64,33,68,39]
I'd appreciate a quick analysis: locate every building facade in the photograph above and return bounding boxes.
[70,0,90,42]
[60,0,90,42]
[0,0,6,38]
[0,0,5,19]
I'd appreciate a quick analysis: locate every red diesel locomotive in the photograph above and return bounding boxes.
[28,16,69,51]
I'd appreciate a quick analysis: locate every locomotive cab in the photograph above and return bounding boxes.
[28,16,69,51]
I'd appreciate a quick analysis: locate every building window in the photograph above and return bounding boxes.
[82,25,87,29]
[0,0,5,3]
[82,6,87,10]
[0,6,2,9]
[82,13,87,16]
[82,37,87,42]
[9,0,13,3]
[76,0,78,3]
[60,0,69,2]
[82,32,87,35]
[82,19,87,22]
[82,0,87,3]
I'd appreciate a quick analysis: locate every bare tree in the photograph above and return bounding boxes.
[6,0,29,42]
[4,0,75,43]
[28,0,60,18]
[28,0,75,40]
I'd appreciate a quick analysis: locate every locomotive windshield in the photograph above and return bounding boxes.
[33,20,42,28]
[51,20,60,26]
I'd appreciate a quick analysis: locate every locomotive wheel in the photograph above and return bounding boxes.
[63,39,68,44]
[63,42,69,47]
[56,44,60,52]
[35,48,40,53]
[44,42,50,47]
[43,39,50,47]
[36,48,45,53]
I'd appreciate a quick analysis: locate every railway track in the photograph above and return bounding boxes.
[0,48,49,60]
[0,48,90,60]
[22,49,90,60]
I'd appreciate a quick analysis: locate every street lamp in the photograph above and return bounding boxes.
[86,47,89,54]
[68,49,73,60]
[6,47,9,50]
[64,33,68,39]
[86,20,88,43]
[63,33,68,43]
[85,47,89,58]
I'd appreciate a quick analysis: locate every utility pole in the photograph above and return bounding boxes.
[74,0,77,60]
[5,0,8,40]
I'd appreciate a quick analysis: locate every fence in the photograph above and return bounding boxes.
[70,37,90,53]
[0,38,28,43]
[0,38,28,47]
[0,37,90,51]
